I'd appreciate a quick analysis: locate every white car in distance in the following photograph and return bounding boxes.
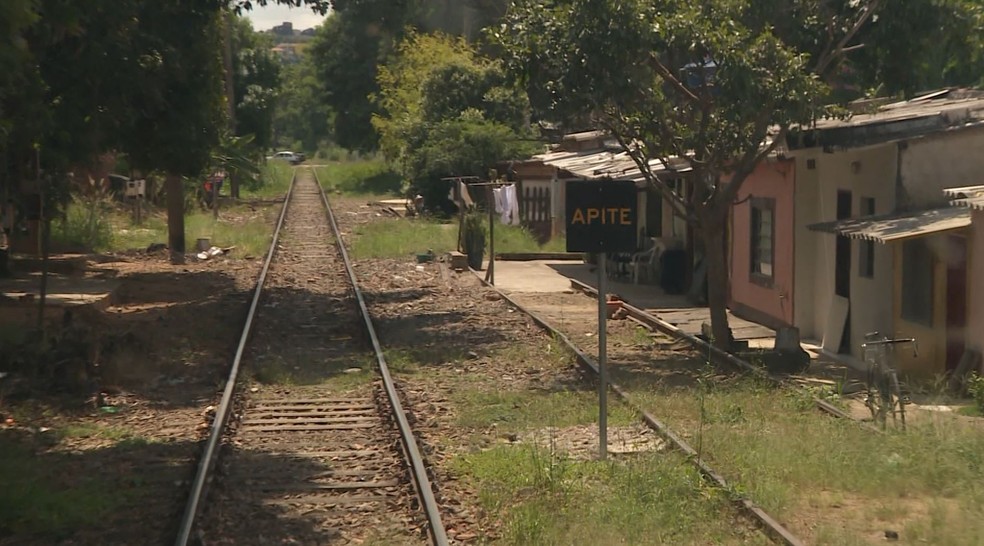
[267,151,304,165]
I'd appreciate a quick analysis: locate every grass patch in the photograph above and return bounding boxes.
[111,212,168,250]
[623,376,984,543]
[453,444,767,545]
[184,207,272,258]
[350,218,458,259]
[242,162,295,200]
[0,442,123,539]
[107,206,274,257]
[314,159,401,195]
[956,405,982,417]
[455,389,637,432]
[58,423,139,443]
[491,223,567,253]
[349,217,566,260]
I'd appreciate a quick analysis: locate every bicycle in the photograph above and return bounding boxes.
[860,332,917,430]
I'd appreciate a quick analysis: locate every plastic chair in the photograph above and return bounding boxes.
[631,238,662,284]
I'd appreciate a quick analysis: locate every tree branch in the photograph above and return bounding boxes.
[647,53,700,104]
[605,119,698,226]
[813,0,882,76]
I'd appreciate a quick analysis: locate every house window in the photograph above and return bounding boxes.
[858,197,875,278]
[901,239,934,326]
[750,197,775,285]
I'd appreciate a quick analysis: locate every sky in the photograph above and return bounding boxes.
[244,3,329,32]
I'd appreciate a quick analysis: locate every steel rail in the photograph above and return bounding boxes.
[312,169,449,546]
[174,171,298,546]
[475,273,804,546]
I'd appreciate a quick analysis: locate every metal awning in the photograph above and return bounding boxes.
[944,185,984,211]
[807,206,971,243]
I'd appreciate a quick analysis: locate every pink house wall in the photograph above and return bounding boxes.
[729,159,795,327]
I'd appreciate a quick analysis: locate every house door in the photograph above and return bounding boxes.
[946,236,968,371]
[835,190,852,353]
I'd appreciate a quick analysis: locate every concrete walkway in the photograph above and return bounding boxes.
[487,259,776,346]
[484,258,866,380]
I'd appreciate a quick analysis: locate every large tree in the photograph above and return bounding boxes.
[848,0,984,97]
[373,31,536,214]
[309,1,417,151]
[494,0,883,350]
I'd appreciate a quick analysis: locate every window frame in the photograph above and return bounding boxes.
[749,197,776,287]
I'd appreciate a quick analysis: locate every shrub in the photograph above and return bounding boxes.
[967,373,984,414]
[50,194,113,252]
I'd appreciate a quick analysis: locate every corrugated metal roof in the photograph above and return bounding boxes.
[788,90,984,150]
[812,96,984,131]
[807,206,971,243]
[533,148,692,185]
[944,184,984,211]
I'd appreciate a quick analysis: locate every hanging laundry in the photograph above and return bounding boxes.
[459,181,475,208]
[493,187,509,224]
[505,184,521,225]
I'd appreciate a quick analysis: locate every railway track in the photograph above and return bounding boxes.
[175,168,447,546]
[475,276,805,546]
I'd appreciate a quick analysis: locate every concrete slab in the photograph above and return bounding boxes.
[484,260,575,293]
[488,259,774,342]
[0,274,119,309]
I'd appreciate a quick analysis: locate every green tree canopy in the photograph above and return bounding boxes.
[231,16,282,151]
[309,1,416,151]
[849,0,984,97]
[374,31,536,214]
[494,0,882,348]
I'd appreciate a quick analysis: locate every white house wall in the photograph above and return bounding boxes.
[795,144,897,358]
[793,151,820,335]
[900,126,984,207]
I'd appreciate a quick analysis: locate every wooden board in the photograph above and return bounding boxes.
[822,295,849,354]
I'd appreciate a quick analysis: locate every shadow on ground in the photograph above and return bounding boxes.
[0,428,368,546]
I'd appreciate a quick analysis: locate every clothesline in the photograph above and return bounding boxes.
[448,179,521,226]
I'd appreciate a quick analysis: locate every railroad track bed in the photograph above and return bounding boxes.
[329,210,769,544]
[189,172,429,545]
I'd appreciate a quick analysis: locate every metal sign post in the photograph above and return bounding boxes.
[565,179,637,461]
[597,253,608,459]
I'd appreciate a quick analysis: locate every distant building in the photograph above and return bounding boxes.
[272,21,293,35]
[301,28,316,37]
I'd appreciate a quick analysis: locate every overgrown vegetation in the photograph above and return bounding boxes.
[459,445,769,545]
[314,159,401,195]
[50,193,115,252]
[49,163,290,255]
[622,373,984,543]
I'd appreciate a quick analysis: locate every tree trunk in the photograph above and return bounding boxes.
[701,209,732,351]
[36,219,50,331]
[166,173,185,264]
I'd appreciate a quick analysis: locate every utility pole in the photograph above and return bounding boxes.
[222,7,239,200]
